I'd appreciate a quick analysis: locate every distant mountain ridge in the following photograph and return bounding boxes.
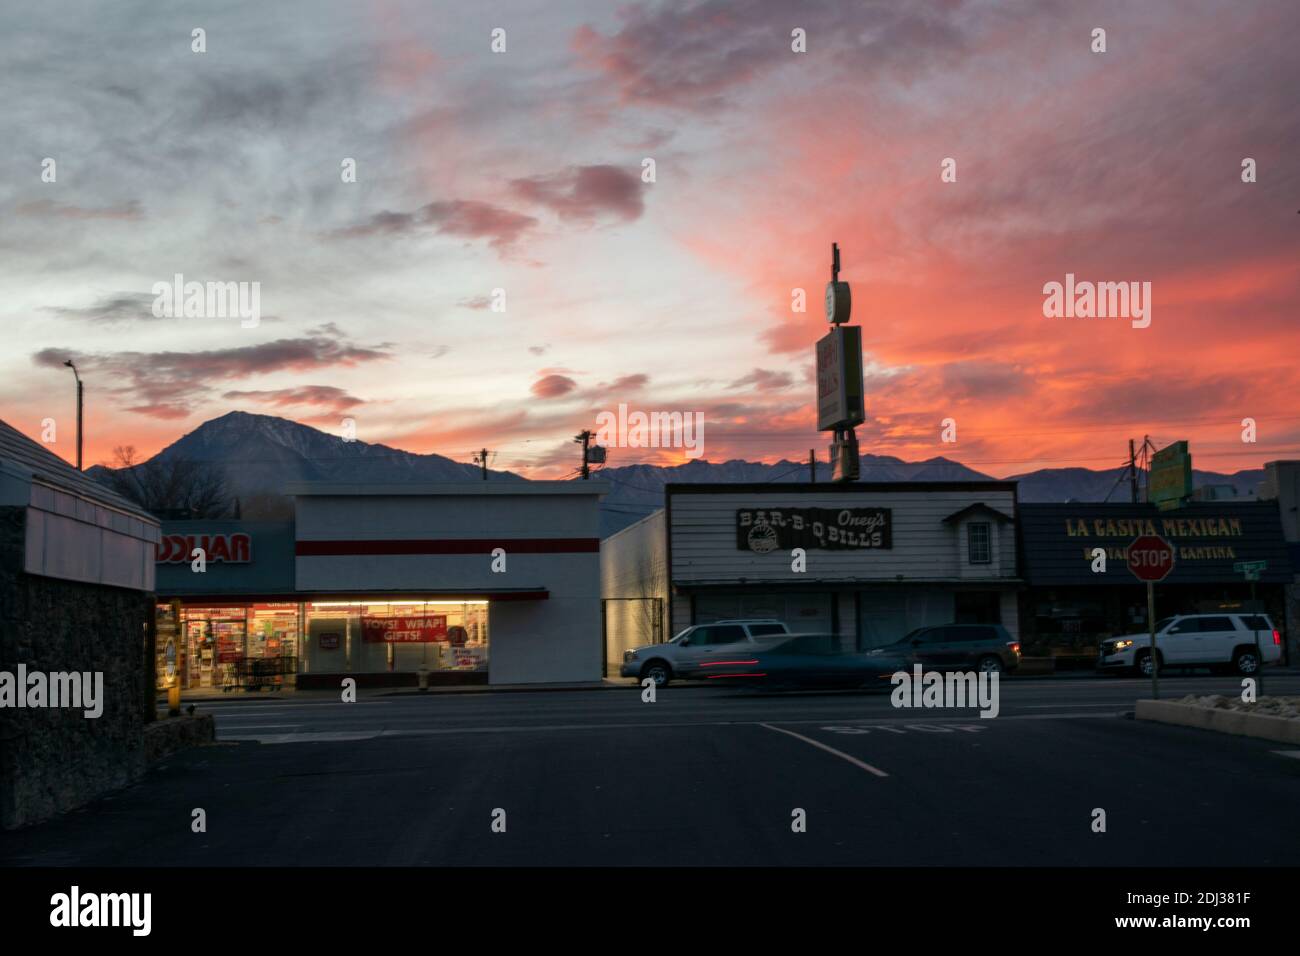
[86,411,526,503]
[87,412,1267,536]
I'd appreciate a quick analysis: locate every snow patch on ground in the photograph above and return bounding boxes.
[1176,694,1300,719]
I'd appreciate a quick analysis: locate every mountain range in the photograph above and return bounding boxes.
[88,412,1267,537]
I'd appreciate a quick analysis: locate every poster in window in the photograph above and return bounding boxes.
[361,616,448,643]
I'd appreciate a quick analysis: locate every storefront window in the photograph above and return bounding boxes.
[154,604,300,691]
[695,593,832,632]
[301,600,489,675]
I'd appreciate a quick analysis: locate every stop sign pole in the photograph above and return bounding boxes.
[1127,535,1176,700]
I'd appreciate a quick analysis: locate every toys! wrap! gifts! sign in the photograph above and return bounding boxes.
[360,616,448,643]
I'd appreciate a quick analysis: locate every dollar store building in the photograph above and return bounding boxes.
[155,481,607,689]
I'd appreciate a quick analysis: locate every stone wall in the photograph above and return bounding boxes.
[0,505,155,829]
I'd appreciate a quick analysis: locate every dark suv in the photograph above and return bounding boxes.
[872,623,1021,674]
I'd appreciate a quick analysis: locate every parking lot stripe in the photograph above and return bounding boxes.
[758,723,889,778]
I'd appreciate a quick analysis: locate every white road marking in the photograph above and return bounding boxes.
[222,731,383,743]
[215,724,301,731]
[1272,751,1300,760]
[195,701,395,713]
[758,722,889,778]
[1020,702,1122,709]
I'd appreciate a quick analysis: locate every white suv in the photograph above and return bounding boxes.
[620,619,791,686]
[1098,613,1283,676]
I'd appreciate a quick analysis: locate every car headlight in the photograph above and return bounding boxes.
[623,650,636,662]
[1113,640,1134,650]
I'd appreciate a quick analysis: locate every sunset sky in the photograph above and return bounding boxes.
[3,0,1298,479]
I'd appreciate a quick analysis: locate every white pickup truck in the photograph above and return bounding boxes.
[1097,613,1282,676]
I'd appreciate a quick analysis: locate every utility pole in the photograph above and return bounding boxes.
[473,448,491,480]
[1128,438,1138,503]
[63,359,83,470]
[808,449,817,484]
[575,430,592,479]
[1140,435,1155,503]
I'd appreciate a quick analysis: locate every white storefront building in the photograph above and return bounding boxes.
[157,481,607,689]
[601,482,1020,673]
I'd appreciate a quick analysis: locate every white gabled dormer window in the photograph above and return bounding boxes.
[967,521,992,564]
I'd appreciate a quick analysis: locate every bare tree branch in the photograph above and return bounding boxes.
[99,448,232,519]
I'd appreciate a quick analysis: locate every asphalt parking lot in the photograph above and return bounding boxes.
[3,674,1298,866]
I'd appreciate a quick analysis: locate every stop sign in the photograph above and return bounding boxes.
[1127,534,1176,582]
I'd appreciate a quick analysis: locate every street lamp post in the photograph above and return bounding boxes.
[63,359,83,470]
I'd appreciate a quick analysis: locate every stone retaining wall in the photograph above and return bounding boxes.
[0,506,155,829]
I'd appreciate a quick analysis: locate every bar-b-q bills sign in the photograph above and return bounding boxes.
[736,508,892,553]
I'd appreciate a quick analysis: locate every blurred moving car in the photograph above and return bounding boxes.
[679,633,907,689]
[1097,613,1282,676]
[870,623,1020,674]
[620,619,790,686]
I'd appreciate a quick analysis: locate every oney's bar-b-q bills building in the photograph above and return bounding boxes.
[601,481,1021,674]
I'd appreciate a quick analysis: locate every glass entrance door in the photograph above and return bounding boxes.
[182,610,248,689]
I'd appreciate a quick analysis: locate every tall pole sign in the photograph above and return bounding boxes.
[1149,440,1192,511]
[815,243,865,482]
[1127,534,1176,699]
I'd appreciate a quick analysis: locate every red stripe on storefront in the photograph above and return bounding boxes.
[295,538,599,556]
[155,590,549,605]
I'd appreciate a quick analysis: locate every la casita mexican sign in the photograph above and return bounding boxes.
[1067,515,1246,564]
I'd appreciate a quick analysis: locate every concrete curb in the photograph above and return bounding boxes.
[1135,699,1300,744]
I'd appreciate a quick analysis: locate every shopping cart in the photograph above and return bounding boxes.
[221,656,297,692]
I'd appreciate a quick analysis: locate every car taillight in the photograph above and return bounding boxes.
[1007,642,1020,653]
[1273,630,1282,646]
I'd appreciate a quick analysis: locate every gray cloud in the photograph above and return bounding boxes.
[730,367,794,391]
[33,335,390,420]
[510,165,644,222]
[44,292,160,324]
[571,0,972,111]
[329,199,538,249]
[17,199,144,220]
[222,385,365,413]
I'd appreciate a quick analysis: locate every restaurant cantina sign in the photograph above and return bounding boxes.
[155,532,252,564]
[1068,515,1246,563]
[737,508,892,552]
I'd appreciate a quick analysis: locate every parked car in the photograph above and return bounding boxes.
[869,623,1021,674]
[678,633,908,689]
[620,619,791,686]
[1097,613,1282,676]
